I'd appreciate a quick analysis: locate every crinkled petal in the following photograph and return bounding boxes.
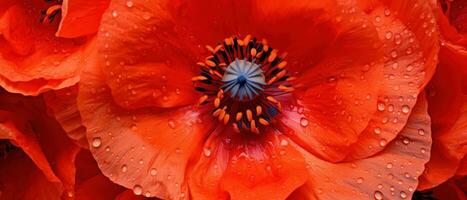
[289,95,432,199]
[56,0,111,38]
[78,59,215,199]
[44,85,88,148]
[0,0,95,95]
[0,151,62,200]
[189,128,308,200]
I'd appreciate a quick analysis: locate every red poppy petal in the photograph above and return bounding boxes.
[0,152,62,200]
[0,91,81,197]
[56,0,111,38]
[289,95,432,199]
[449,0,467,34]
[344,0,439,160]
[189,129,307,200]
[432,177,467,200]
[278,2,383,162]
[75,174,126,200]
[418,99,467,190]
[78,61,215,198]
[44,85,88,148]
[456,155,467,176]
[0,110,59,183]
[95,0,200,109]
[417,40,467,190]
[114,190,150,200]
[0,1,94,96]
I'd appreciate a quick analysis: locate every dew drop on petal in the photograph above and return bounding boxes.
[374,127,382,134]
[402,105,410,114]
[356,177,364,183]
[418,129,425,136]
[150,168,158,176]
[385,31,393,39]
[400,191,407,199]
[379,139,387,147]
[386,162,393,169]
[280,139,289,146]
[203,147,212,157]
[91,137,102,148]
[168,119,176,129]
[300,117,309,127]
[377,102,386,111]
[374,191,384,200]
[126,0,134,7]
[133,185,143,195]
[121,165,128,173]
[111,10,118,18]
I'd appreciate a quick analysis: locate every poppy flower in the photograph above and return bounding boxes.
[75,0,439,199]
[0,0,108,96]
[417,0,467,190]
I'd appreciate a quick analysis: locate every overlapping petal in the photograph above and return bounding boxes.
[0,0,97,96]
[289,95,432,199]
[0,90,80,198]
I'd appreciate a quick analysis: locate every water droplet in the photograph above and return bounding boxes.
[168,119,176,129]
[420,148,427,154]
[386,162,393,169]
[377,102,386,111]
[126,0,134,7]
[150,168,158,176]
[375,16,382,23]
[384,9,391,16]
[402,105,410,114]
[121,165,128,172]
[379,139,387,146]
[402,137,410,145]
[400,191,407,199]
[280,139,289,146]
[374,127,382,134]
[385,31,393,39]
[418,129,425,136]
[144,191,151,197]
[203,147,212,157]
[374,190,384,200]
[300,117,309,127]
[356,177,364,183]
[133,185,143,195]
[111,10,118,18]
[91,137,102,148]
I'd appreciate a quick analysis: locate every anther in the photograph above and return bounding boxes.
[278,61,287,69]
[223,114,230,124]
[246,110,253,122]
[214,98,221,108]
[259,118,269,126]
[236,112,243,121]
[198,95,208,105]
[250,48,257,57]
[192,76,208,81]
[256,106,262,116]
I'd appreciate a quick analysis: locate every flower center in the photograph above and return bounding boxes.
[222,59,266,101]
[40,0,63,24]
[193,35,296,134]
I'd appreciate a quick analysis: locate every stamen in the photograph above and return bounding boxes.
[192,35,296,134]
[40,1,62,24]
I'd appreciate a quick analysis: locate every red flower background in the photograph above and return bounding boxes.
[0,0,465,199]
